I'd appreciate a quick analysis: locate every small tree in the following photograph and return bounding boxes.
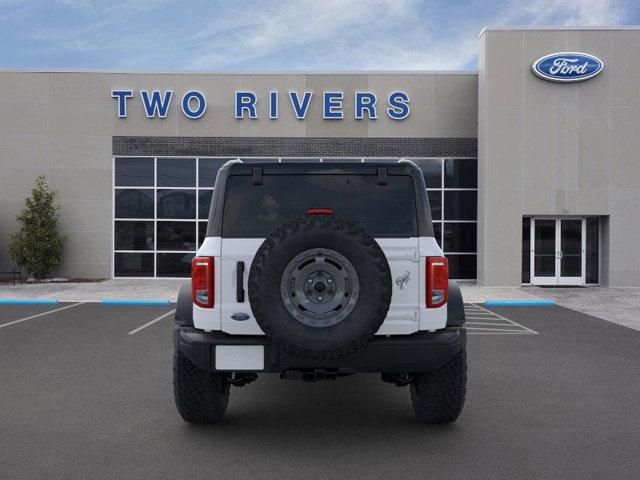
[9,175,67,279]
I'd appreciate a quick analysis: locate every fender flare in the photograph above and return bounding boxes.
[446,280,465,327]
[175,281,194,327]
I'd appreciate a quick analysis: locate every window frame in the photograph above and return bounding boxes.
[417,157,478,280]
[113,156,212,278]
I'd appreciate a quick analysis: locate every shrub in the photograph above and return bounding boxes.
[8,175,67,279]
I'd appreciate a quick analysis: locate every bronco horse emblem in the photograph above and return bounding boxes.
[395,271,411,290]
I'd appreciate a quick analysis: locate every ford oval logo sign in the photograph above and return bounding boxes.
[231,313,251,321]
[532,52,603,82]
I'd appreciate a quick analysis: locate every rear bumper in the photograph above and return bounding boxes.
[175,326,466,374]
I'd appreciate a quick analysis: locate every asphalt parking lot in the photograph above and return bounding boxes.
[1,302,639,480]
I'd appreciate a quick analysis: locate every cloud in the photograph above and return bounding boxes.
[191,0,418,68]
[508,0,624,26]
[3,0,634,70]
[187,0,629,70]
[186,0,481,70]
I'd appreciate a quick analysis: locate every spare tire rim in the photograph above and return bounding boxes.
[280,248,360,327]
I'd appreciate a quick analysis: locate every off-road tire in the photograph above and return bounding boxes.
[410,348,467,424]
[248,215,392,360]
[173,350,230,424]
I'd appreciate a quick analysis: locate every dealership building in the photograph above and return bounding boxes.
[1,26,639,286]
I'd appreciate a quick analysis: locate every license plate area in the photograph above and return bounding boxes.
[215,345,264,371]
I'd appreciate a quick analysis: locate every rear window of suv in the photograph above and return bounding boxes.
[222,174,418,237]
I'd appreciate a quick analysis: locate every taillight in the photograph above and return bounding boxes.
[426,256,448,308]
[192,256,214,308]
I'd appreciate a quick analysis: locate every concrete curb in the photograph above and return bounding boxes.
[0,299,59,305]
[100,299,172,305]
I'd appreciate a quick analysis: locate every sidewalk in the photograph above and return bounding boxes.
[458,283,545,303]
[524,285,640,332]
[460,282,640,331]
[0,279,186,303]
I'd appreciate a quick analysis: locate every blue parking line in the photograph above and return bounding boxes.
[100,299,172,305]
[485,299,555,307]
[0,298,59,305]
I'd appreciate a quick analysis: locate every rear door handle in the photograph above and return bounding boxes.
[236,261,245,302]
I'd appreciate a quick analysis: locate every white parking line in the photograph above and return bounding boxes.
[467,331,538,335]
[466,321,521,327]
[128,309,175,335]
[466,326,535,333]
[0,302,83,329]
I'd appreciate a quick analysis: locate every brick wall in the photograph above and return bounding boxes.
[113,136,477,158]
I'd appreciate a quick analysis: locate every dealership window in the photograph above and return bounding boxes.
[114,157,478,278]
[585,217,599,284]
[522,219,531,284]
[113,157,232,277]
[413,158,478,280]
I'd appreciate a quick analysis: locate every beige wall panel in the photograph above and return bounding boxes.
[0,72,48,102]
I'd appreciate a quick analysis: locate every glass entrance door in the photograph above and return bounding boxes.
[531,218,586,286]
[558,219,584,285]
[532,219,556,281]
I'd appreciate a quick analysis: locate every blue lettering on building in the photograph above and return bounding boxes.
[140,90,173,118]
[323,92,344,119]
[235,92,257,119]
[289,91,313,119]
[387,91,410,120]
[181,90,207,119]
[112,90,411,120]
[111,90,133,118]
[269,91,278,119]
[355,92,377,119]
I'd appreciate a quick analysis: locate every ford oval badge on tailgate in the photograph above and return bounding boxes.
[532,52,603,82]
[231,313,251,321]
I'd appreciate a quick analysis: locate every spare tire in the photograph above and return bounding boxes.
[248,215,392,359]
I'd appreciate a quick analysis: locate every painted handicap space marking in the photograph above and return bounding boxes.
[464,303,538,335]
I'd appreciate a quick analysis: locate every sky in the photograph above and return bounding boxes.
[0,0,638,71]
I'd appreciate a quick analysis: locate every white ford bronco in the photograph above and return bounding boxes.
[173,159,467,424]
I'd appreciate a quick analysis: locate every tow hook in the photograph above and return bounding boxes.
[380,373,414,387]
[281,369,338,382]
[226,372,258,387]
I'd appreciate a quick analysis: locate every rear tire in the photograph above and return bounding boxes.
[410,348,467,424]
[173,350,230,424]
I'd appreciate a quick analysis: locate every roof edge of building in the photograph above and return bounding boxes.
[479,25,640,38]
